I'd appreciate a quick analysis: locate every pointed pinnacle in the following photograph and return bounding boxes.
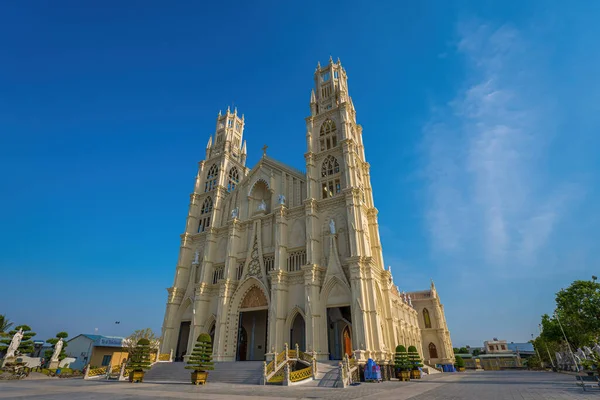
[329,55,333,63]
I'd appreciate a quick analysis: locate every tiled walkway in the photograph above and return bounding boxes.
[0,370,596,399]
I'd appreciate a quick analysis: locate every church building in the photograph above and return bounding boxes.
[160,58,454,367]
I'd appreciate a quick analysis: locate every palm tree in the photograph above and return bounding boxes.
[0,314,14,336]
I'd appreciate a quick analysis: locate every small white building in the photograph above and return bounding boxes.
[484,338,511,354]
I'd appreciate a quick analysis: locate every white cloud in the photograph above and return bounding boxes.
[423,21,580,276]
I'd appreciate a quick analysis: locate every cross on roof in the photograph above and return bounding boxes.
[262,144,268,157]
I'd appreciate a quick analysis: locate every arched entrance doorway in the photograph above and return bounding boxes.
[290,313,306,351]
[236,285,269,361]
[326,306,352,360]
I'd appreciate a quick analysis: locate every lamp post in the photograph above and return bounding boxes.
[554,312,578,372]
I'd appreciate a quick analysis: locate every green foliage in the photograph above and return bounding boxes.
[127,339,152,372]
[458,347,468,354]
[453,347,459,354]
[186,333,214,373]
[124,328,159,355]
[454,355,465,368]
[0,325,36,354]
[46,332,69,361]
[472,349,481,356]
[532,278,600,361]
[407,345,423,370]
[394,345,410,371]
[526,356,541,369]
[0,314,13,336]
[581,352,600,375]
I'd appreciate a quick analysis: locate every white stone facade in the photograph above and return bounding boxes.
[160,58,454,365]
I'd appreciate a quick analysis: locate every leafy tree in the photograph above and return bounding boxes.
[44,332,69,362]
[552,280,600,348]
[124,328,159,356]
[0,315,13,336]
[458,347,469,354]
[453,347,459,354]
[0,325,36,355]
[127,339,152,372]
[185,334,214,373]
[472,349,481,356]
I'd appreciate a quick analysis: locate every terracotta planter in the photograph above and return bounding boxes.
[191,371,208,385]
[129,370,145,383]
[410,369,421,379]
[396,370,411,381]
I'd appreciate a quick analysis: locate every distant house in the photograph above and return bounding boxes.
[66,334,128,371]
[484,338,512,354]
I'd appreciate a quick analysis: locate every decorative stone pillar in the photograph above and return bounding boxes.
[283,363,291,386]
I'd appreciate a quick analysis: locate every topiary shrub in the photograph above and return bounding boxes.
[407,346,423,370]
[128,338,152,372]
[394,345,409,371]
[186,333,214,373]
[455,355,465,369]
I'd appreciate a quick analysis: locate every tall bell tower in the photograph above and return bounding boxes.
[304,57,388,359]
[161,106,248,356]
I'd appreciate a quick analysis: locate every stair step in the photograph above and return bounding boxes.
[145,361,264,385]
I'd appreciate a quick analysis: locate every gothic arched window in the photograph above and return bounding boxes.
[321,155,340,177]
[423,308,432,329]
[228,167,239,192]
[198,197,213,233]
[205,164,218,192]
[321,155,341,199]
[429,342,438,359]
[319,119,337,151]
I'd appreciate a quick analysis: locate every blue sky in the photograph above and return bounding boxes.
[1,1,598,347]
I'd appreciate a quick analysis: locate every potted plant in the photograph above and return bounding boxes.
[128,338,152,383]
[408,346,423,379]
[394,345,410,381]
[454,355,465,372]
[185,333,214,385]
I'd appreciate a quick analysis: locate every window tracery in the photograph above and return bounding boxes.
[321,155,341,199]
[205,164,218,192]
[198,196,213,233]
[228,167,239,192]
[319,119,337,151]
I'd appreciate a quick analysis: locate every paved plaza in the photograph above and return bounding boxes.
[0,371,597,399]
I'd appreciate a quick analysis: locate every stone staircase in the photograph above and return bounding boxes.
[424,363,442,374]
[144,361,264,384]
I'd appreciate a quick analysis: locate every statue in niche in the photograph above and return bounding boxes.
[193,250,200,264]
[258,200,267,211]
[231,207,239,219]
[329,218,336,234]
[278,194,286,205]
